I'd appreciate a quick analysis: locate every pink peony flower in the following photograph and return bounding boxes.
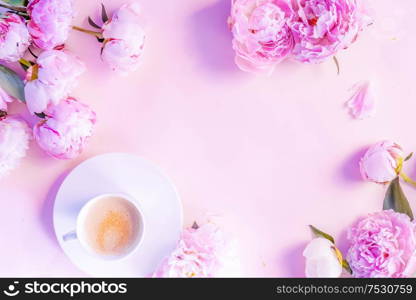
[27,0,74,50]
[303,237,343,277]
[24,49,85,114]
[0,13,31,62]
[0,87,15,112]
[359,141,403,184]
[0,115,31,178]
[289,0,371,63]
[101,2,145,75]
[153,222,225,278]
[346,80,375,120]
[33,97,96,159]
[228,0,294,74]
[347,210,416,278]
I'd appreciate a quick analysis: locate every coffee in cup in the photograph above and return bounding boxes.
[74,194,144,260]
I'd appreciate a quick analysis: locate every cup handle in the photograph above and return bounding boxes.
[62,230,77,242]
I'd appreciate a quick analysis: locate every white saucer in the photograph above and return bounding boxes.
[53,153,183,277]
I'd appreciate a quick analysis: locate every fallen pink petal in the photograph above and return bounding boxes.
[346,81,376,120]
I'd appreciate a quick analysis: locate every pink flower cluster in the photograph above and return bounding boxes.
[305,210,416,278]
[0,1,147,177]
[153,222,225,278]
[0,0,97,168]
[304,141,416,278]
[351,142,416,278]
[0,0,75,63]
[23,50,95,159]
[229,0,371,74]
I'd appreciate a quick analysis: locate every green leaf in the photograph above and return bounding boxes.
[35,112,46,119]
[101,3,109,23]
[405,152,413,162]
[342,259,352,274]
[308,225,335,244]
[0,65,25,102]
[383,177,414,220]
[88,16,101,29]
[1,0,26,6]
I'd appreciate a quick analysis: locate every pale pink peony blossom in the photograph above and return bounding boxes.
[0,13,31,62]
[27,0,74,50]
[24,49,85,114]
[359,141,403,184]
[346,81,375,120]
[228,0,294,74]
[303,237,343,277]
[289,0,371,63]
[0,115,31,178]
[0,87,15,112]
[33,97,96,159]
[347,210,416,278]
[153,222,225,278]
[101,2,145,75]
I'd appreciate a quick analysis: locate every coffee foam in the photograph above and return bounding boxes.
[82,196,140,256]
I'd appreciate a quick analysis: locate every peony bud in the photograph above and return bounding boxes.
[359,141,403,184]
[303,237,343,278]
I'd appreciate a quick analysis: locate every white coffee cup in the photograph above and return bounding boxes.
[63,193,145,261]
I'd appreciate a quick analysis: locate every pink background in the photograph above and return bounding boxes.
[1,0,415,277]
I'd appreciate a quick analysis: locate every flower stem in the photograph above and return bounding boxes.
[72,26,103,39]
[333,56,340,75]
[400,172,416,188]
[0,3,27,13]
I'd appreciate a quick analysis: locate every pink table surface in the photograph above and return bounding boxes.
[0,0,415,277]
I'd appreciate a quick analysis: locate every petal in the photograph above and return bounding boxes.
[346,81,376,120]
